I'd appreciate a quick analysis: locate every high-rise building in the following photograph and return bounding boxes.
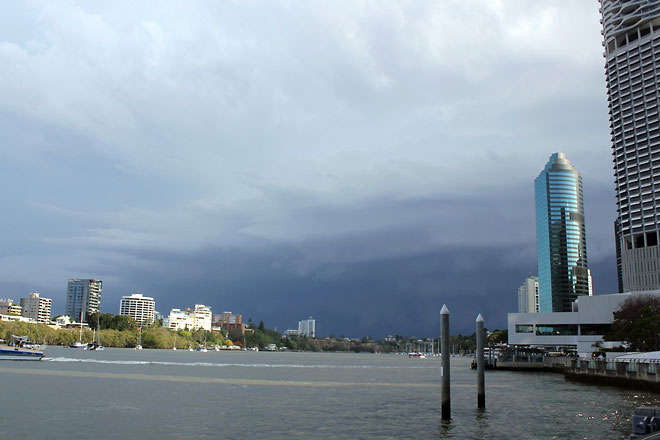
[517,276,539,313]
[65,278,102,322]
[298,317,316,337]
[600,1,660,292]
[119,293,155,324]
[535,153,590,312]
[19,292,52,323]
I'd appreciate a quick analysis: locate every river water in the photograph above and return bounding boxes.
[0,347,657,439]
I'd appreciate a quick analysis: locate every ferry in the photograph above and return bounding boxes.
[0,336,45,361]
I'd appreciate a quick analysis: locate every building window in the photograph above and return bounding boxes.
[515,325,533,333]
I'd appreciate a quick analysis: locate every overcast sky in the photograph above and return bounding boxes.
[0,1,615,336]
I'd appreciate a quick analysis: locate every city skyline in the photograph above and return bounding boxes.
[0,2,618,336]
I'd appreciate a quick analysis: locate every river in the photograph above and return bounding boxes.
[0,347,657,439]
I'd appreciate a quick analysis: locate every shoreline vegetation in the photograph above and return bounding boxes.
[0,315,507,352]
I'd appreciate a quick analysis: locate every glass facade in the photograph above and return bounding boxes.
[600,1,660,291]
[535,153,590,312]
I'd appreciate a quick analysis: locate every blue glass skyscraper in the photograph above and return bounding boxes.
[535,153,590,312]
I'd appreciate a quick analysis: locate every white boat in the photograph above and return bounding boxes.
[188,345,193,352]
[135,326,143,350]
[71,307,86,348]
[0,336,44,360]
[172,335,177,350]
[214,345,220,352]
[196,346,208,353]
[70,340,86,349]
[408,352,426,359]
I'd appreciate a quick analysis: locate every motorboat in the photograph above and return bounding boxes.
[408,352,426,359]
[196,346,208,353]
[0,336,44,360]
[69,340,86,349]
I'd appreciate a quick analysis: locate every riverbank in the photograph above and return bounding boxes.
[498,352,660,392]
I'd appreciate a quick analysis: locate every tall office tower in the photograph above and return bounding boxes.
[517,276,539,313]
[119,293,155,324]
[65,278,102,322]
[19,292,52,323]
[600,1,660,291]
[535,153,590,312]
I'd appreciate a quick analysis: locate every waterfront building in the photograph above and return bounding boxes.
[285,329,300,337]
[0,299,22,316]
[517,276,539,313]
[535,153,590,312]
[298,317,316,337]
[162,304,212,331]
[507,290,660,356]
[19,292,52,324]
[65,278,102,322]
[600,1,660,292]
[119,293,155,325]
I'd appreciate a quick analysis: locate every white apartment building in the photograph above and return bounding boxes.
[163,304,212,331]
[517,276,539,313]
[119,293,155,325]
[192,304,212,330]
[19,292,52,323]
[298,317,316,337]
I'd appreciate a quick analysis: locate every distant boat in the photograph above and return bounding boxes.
[1,335,44,361]
[196,346,208,353]
[88,314,104,350]
[135,326,143,350]
[408,352,426,359]
[188,345,193,352]
[172,335,177,350]
[69,340,86,349]
[71,306,86,348]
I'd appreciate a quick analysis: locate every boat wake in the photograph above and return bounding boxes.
[44,357,430,369]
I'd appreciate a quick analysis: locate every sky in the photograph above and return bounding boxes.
[0,1,616,337]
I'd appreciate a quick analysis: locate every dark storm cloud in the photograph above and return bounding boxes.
[0,1,618,335]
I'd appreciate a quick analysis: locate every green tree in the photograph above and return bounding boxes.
[605,295,660,351]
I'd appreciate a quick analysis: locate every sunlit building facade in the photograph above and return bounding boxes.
[119,293,155,325]
[517,276,539,313]
[298,317,316,337]
[535,153,590,312]
[600,0,660,291]
[20,292,52,324]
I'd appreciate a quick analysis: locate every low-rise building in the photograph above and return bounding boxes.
[0,299,22,316]
[507,290,658,356]
[20,292,52,324]
[119,293,155,325]
[0,314,33,323]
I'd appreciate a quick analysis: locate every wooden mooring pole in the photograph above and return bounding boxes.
[476,313,485,409]
[441,304,451,419]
